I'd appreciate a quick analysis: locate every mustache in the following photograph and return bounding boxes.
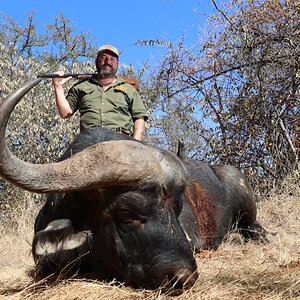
[101,64,113,69]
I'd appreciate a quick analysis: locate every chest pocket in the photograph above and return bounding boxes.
[78,87,101,110]
[109,89,131,113]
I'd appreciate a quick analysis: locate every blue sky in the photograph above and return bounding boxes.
[1,0,216,68]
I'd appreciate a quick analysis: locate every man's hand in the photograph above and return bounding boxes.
[52,71,72,88]
[52,71,73,119]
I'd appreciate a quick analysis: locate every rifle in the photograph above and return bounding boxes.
[37,74,139,90]
[38,73,95,79]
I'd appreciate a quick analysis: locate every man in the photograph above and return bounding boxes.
[52,45,148,140]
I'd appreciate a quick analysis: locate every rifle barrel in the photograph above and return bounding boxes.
[37,74,96,79]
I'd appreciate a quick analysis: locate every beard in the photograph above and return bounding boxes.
[97,64,117,78]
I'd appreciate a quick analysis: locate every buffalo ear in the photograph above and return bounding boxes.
[177,140,186,160]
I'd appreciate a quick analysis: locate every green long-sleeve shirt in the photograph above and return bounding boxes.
[66,77,149,133]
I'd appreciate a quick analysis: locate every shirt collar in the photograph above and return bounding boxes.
[90,76,124,88]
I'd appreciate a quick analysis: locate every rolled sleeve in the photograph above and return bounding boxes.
[66,86,80,113]
[130,89,149,121]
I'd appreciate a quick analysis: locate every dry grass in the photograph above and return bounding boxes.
[0,178,299,300]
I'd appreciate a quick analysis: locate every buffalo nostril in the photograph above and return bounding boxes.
[173,269,198,289]
[164,268,198,294]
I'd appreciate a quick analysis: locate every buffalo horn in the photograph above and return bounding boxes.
[0,79,162,193]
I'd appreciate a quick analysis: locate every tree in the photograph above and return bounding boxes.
[139,0,299,188]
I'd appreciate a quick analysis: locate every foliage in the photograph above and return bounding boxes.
[138,0,299,188]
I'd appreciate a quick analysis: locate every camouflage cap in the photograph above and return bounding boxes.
[97,45,119,58]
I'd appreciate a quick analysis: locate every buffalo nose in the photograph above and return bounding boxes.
[165,268,198,295]
[174,268,198,288]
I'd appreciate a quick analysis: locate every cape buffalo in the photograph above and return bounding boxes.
[0,79,267,293]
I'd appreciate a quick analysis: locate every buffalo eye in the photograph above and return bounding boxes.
[114,209,136,224]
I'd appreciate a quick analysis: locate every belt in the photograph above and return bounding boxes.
[114,128,130,136]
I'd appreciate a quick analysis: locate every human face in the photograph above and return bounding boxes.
[96,51,119,78]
